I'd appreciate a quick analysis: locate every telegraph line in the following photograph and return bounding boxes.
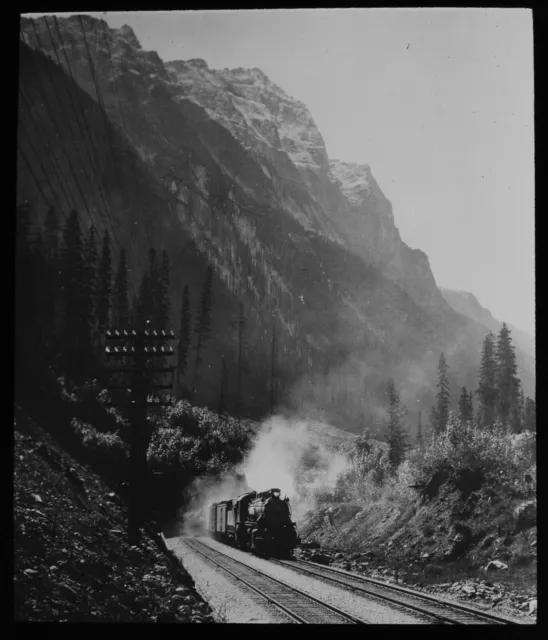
[20,22,139,303]
[17,145,53,209]
[78,16,128,209]
[77,15,149,264]
[42,15,113,226]
[18,87,75,211]
[100,18,129,138]
[21,24,97,225]
[47,15,139,271]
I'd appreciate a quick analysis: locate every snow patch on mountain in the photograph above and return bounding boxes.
[165,60,328,171]
[328,159,373,205]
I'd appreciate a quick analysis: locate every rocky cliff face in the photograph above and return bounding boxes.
[18,15,534,429]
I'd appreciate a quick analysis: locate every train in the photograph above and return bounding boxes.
[208,487,300,558]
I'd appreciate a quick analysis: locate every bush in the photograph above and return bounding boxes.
[414,413,536,494]
[146,401,255,510]
[70,418,129,487]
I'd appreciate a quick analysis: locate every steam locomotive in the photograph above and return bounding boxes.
[208,488,300,558]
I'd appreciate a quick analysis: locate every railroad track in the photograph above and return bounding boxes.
[183,537,366,624]
[273,557,521,625]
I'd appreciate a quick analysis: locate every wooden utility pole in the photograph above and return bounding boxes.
[103,326,175,544]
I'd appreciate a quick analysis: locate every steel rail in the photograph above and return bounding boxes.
[184,537,366,624]
[275,558,521,625]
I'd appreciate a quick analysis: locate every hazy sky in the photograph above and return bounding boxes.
[37,9,534,334]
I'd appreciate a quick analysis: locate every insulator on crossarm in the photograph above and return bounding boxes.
[115,330,120,337]
[106,330,112,337]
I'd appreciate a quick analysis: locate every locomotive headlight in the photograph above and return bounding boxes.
[273,490,280,498]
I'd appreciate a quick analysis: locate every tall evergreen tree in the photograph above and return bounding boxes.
[176,285,191,398]
[112,249,130,328]
[429,405,439,435]
[191,266,213,396]
[44,206,59,262]
[96,230,112,331]
[416,410,424,450]
[434,352,451,433]
[59,210,91,383]
[495,323,522,431]
[524,396,536,432]
[385,379,409,471]
[476,331,498,427]
[458,386,473,423]
[158,249,171,329]
[84,224,99,326]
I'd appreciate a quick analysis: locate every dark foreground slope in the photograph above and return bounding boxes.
[14,405,214,622]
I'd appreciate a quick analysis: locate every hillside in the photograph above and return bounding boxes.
[18,15,535,433]
[440,287,535,380]
[14,404,214,622]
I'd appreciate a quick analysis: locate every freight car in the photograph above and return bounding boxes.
[208,488,300,558]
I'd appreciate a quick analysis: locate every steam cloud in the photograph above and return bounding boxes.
[179,415,350,536]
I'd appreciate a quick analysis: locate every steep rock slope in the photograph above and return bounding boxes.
[164,56,447,313]
[14,405,215,622]
[18,15,534,430]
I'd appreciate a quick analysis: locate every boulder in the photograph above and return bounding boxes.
[309,552,330,565]
[513,501,536,534]
[485,560,508,572]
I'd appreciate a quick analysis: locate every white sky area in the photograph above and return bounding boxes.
[32,9,534,335]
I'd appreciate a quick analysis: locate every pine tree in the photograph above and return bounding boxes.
[218,355,229,417]
[176,285,191,397]
[59,210,91,384]
[42,207,62,356]
[191,266,213,396]
[495,323,522,431]
[416,410,424,450]
[429,405,439,434]
[385,379,409,471]
[137,270,150,327]
[434,353,451,433]
[96,230,112,331]
[84,224,99,326]
[158,249,171,330]
[476,331,498,427]
[112,249,130,328]
[524,396,536,432]
[44,206,59,262]
[458,386,473,423]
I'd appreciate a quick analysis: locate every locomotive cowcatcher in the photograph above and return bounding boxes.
[208,488,300,558]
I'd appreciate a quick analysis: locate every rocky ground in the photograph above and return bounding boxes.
[13,406,215,623]
[295,487,537,622]
[295,546,536,620]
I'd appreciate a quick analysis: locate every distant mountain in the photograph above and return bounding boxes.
[17,15,535,432]
[440,287,535,387]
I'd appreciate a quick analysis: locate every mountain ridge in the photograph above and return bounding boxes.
[18,15,535,431]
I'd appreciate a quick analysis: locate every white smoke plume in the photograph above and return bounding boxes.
[179,415,350,535]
